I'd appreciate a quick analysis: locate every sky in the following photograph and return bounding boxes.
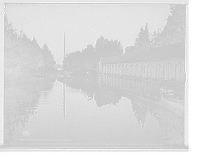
[5,3,171,64]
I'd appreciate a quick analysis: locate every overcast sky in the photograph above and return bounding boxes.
[5,3,171,64]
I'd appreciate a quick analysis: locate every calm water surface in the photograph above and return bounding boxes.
[3,75,186,149]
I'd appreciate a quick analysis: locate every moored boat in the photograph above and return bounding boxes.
[160,88,184,106]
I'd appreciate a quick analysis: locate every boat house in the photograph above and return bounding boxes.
[99,42,186,83]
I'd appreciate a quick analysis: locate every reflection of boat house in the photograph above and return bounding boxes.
[98,75,184,118]
[100,74,161,101]
[99,42,185,83]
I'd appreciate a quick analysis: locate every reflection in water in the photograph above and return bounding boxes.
[99,75,184,145]
[57,76,72,119]
[94,87,122,107]
[101,74,184,102]
[58,74,122,107]
[4,77,56,145]
[131,100,147,126]
[153,109,184,146]
[63,82,66,119]
[3,73,186,149]
[60,75,184,145]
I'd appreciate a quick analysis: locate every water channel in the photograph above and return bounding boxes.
[3,74,186,149]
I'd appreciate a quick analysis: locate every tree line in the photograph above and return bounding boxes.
[4,14,56,82]
[4,4,186,76]
[123,4,185,54]
[63,4,186,72]
[63,37,123,71]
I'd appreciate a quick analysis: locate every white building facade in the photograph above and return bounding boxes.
[98,42,185,83]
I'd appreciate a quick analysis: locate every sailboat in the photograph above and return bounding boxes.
[57,33,72,76]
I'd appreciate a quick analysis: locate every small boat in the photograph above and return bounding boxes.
[160,88,184,106]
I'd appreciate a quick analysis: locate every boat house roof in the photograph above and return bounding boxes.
[100,42,185,64]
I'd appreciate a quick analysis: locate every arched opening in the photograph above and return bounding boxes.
[141,64,145,78]
[140,81,144,95]
[156,64,161,79]
[126,64,128,76]
[175,62,185,82]
[122,79,125,89]
[121,64,124,76]
[163,63,170,80]
[135,64,138,77]
[118,65,121,75]
[127,80,131,89]
[132,80,136,90]
[115,77,118,87]
[147,82,151,96]
[115,65,117,75]
[130,64,133,76]
[135,81,138,93]
[147,64,152,79]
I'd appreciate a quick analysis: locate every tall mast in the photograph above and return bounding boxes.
[63,32,65,119]
[63,83,66,119]
[64,32,66,61]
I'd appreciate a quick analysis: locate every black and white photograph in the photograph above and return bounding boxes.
[0,0,189,151]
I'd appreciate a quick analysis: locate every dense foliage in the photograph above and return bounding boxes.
[4,17,55,76]
[134,23,151,50]
[63,37,123,71]
[125,4,186,54]
[4,4,186,75]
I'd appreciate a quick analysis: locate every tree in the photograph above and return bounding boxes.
[152,4,186,46]
[112,40,123,55]
[92,36,123,70]
[63,37,123,72]
[13,36,40,77]
[94,89,122,107]
[150,30,163,48]
[131,100,148,127]
[42,44,56,67]
[125,45,138,53]
[4,15,56,81]
[134,23,151,51]
[95,36,123,57]
[82,45,95,69]
[91,52,100,70]
[64,51,82,70]
[134,26,144,50]
[4,16,26,80]
[32,38,45,69]
[141,23,150,50]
